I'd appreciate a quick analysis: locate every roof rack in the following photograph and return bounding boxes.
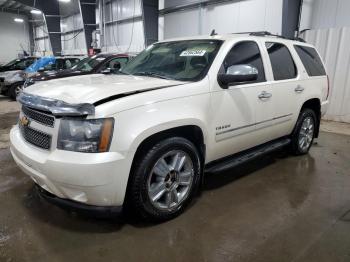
[233,31,306,43]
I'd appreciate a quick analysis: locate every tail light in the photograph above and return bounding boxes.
[326,75,330,100]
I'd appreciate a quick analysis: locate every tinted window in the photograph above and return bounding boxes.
[294,45,326,76]
[220,41,266,83]
[73,56,105,72]
[266,42,297,80]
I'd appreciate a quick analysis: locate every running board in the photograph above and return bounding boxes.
[205,138,291,174]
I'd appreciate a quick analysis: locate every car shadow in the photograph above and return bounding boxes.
[0,95,12,102]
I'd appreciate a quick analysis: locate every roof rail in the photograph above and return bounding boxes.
[252,31,306,42]
[233,31,306,43]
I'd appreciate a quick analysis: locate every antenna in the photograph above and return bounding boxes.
[210,29,217,36]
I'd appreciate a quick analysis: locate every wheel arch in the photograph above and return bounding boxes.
[300,98,321,138]
[132,125,206,165]
[124,125,207,205]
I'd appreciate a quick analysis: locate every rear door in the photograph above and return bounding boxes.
[261,41,299,140]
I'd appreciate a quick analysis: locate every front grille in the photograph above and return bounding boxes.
[19,124,51,150]
[22,106,55,127]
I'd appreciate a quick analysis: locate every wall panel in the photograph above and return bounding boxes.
[304,28,350,123]
[61,13,87,55]
[0,12,31,63]
[101,0,145,53]
[160,0,283,40]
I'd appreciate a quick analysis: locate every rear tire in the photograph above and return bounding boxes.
[127,137,201,222]
[290,108,317,155]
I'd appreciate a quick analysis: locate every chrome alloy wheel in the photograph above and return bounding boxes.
[147,150,194,211]
[298,116,315,152]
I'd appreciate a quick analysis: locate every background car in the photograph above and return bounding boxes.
[26,53,132,85]
[0,56,82,99]
[0,57,38,73]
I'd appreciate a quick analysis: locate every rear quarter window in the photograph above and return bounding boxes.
[294,45,326,76]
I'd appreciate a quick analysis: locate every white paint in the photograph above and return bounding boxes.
[160,0,283,40]
[304,28,350,123]
[13,34,328,206]
[0,12,31,64]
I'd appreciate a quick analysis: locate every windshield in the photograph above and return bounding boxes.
[4,59,19,67]
[72,56,106,72]
[120,40,222,81]
[5,59,34,70]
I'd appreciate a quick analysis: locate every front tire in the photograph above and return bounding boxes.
[127,137,202,222]
[9,84,22,100]
[290,108,317,155]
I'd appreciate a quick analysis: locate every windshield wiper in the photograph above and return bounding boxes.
[133,71,173,80]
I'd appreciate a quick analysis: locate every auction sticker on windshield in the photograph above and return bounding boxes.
[180,50,206,56]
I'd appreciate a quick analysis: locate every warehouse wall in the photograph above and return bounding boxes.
[300,0,350,123]
[33,24,52,57]
[0,12,31,64]
[98,0,145,53]
[159,0,283,40]
[303,28,350,123]
[301,0,350,31]
[61,13,87,55]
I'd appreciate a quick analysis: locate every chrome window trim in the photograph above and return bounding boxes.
[18,92,95,116]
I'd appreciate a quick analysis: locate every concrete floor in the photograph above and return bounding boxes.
[1,96,350,262]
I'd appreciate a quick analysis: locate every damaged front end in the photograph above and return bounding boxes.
[17,92,95,117]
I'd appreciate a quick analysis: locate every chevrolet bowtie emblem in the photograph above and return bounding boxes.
[20,116,30,127]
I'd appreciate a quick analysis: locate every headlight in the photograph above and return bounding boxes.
[57,118,114,153]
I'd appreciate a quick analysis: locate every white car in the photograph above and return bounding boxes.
[10,32,329,221]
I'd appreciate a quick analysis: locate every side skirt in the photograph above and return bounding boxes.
[205,137,291,174]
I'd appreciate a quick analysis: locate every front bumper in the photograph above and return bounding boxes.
[35,185,122,217]
[10,126,134,207]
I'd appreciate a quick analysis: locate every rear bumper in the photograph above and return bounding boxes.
[321,100,329,117]
[36,184,123,217]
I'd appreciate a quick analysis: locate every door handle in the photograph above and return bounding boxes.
[258,91,272,100]
[295,85,305,93]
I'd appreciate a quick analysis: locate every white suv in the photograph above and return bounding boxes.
[10,32,329,221]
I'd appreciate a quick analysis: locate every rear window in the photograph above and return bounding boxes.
[294,45,326,76]
[266,42,297,81]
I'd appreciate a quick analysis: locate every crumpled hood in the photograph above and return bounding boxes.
[24,73,185,104]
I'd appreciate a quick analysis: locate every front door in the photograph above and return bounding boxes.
[209,41,271,161]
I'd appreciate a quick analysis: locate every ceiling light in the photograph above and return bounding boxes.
[58,0,71,3]
[14,18,24,23]
[30,9,42,15]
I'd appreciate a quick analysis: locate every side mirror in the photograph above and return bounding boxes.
[218,64,258,89]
